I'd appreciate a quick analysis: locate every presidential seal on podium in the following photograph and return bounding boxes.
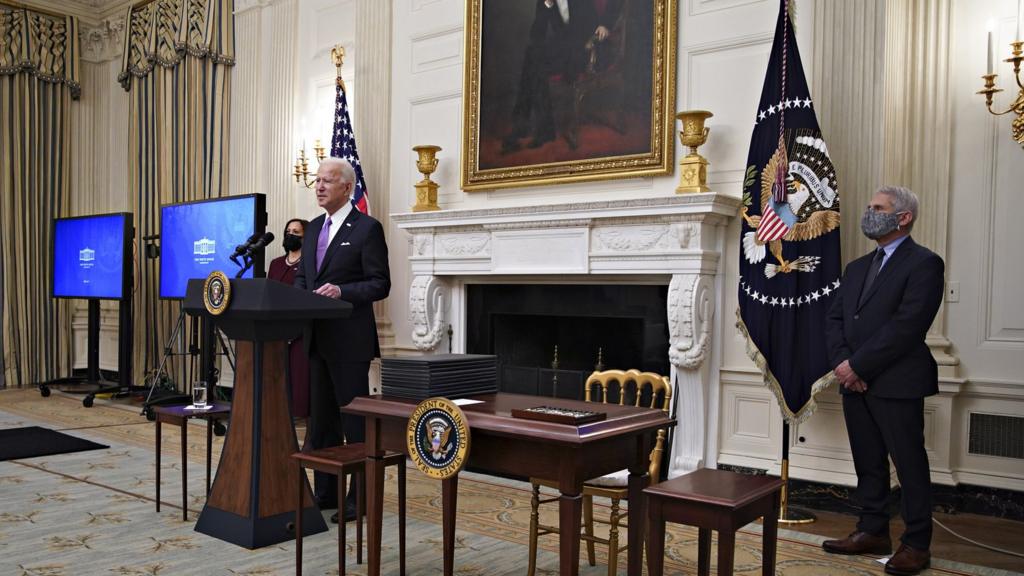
[202,270,231,316]
[406,397,470,480]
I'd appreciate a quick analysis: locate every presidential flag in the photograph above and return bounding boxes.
[330,77,370,214]
[736,0,842,424]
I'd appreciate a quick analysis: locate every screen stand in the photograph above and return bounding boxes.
[39,300,123,407]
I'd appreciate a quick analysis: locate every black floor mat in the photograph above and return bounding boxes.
[0,426,108,461]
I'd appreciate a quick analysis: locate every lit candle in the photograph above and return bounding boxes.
[988,30,994,74]
[1018,0,1022,42]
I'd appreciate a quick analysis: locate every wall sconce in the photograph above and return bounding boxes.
[978,10,1024,147]
[293,139,326,188]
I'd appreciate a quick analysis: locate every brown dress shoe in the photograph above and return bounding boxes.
[821,531,892,555]
[884,544,930,575]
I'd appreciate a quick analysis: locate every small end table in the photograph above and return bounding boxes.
[645,468,784,576]
[154,402,231,521]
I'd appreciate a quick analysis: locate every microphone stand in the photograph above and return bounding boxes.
[235,255,255,278]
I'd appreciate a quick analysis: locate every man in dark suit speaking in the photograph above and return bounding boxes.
[295,157,390,522]
[823,186,944,576]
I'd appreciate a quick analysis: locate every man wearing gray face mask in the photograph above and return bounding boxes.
[823,185,944,576]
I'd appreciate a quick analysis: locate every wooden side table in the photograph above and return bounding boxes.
[292,445,406,576]
[154,402,232,521]
[645,468,784,576]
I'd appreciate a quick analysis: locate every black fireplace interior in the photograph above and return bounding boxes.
[466,284,670,398]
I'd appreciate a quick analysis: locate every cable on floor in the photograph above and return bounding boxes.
[932,516,1024,559]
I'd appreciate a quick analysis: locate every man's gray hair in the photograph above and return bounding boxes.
[876,185,918,231]
[321,157,356,185]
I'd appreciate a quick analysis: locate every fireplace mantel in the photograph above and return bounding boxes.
[391,192,740,475]
[392,194,739,277]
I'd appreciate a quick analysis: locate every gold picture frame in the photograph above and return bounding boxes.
[461,0,676,191]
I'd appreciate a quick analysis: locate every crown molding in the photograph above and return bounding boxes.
[13,0,133,24]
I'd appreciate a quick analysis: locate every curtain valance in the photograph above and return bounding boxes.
[118,0,234,90]
[0,5,81,99]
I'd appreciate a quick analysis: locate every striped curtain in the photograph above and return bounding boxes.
[0,6,81,388]
[119,0,233,385]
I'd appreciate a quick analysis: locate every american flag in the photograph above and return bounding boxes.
[330,79,369,214]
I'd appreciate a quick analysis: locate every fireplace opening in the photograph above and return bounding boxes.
[466,284,669,398]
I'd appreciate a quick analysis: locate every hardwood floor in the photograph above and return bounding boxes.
[781,507,1024,573]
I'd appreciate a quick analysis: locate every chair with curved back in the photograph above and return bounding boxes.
[526,368,673,576]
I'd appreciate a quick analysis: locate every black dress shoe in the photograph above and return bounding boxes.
[329,504,357,524]
[822,531,892,555]
[501,137,522,154]
[528,133,554,148]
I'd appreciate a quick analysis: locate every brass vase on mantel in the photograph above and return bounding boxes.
[412,145,442,212]
[675,110,713,193]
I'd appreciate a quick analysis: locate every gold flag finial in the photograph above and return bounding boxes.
[331,45,347,90]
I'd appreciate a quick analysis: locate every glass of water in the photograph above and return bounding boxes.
[192,381,208,409]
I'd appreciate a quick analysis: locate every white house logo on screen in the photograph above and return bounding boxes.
[78,247,95,270]
[193,237,216,265]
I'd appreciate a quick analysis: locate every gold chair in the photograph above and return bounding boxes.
[526,369,673,576]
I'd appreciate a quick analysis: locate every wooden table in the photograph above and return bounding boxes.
[153,402,231,521]
[645,469,784,576]
[344,393,674,576]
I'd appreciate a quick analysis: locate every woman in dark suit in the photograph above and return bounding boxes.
[267,218,310,419]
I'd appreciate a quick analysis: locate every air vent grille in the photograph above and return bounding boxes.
[968,413,1024,459]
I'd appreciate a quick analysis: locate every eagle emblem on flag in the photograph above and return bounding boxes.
[741,131,841,279]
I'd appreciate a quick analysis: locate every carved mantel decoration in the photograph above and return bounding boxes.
[393,194,739,474]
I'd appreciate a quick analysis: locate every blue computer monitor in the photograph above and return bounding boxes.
[52,213,133,300]
[159,194,267,299]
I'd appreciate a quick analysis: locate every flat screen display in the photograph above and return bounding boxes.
[159,194,266,299]
[52,213,132,300]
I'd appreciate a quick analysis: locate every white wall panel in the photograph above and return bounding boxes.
[407,92,463,211]
[687,36,773,192]
[410,26,463,74]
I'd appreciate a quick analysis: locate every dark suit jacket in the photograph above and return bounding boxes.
[825,237,944,399]
[294,208,390,363]
[527,0,623,77]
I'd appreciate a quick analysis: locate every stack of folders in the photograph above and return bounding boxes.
[381,354,498,400]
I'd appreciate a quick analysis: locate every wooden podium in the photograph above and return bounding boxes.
[183,278,352,549]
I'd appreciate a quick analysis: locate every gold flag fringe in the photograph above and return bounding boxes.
[735,307,836,426]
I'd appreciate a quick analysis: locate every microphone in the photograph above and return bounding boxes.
[229,232,262,265]
[243,232,275,257]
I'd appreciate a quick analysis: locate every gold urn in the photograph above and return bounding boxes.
[412,145,442,212]
[675,110,713,193]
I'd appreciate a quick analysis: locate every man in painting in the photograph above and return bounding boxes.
[502,0,623,152]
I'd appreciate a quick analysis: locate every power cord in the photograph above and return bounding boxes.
[932,516,1024,559]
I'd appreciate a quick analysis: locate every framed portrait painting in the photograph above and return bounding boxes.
[461,0,677,191]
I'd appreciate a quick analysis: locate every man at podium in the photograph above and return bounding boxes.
[294,157,391,522]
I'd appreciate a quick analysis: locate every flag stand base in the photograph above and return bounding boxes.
[779,506,817,524]
[778,455,817,525]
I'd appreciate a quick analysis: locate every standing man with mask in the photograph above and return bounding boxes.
[295,157,390,523]
[823,186,944,576]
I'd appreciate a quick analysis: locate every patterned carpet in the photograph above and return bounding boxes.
[0,388,1016,576]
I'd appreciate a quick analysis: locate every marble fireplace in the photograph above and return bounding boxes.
[392,193,740,476]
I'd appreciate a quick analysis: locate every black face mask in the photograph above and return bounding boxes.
[282,233,303,252]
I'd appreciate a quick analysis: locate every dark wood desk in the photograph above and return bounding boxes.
[344,393,674,576]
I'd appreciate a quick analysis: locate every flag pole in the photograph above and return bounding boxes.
[779,421,816,524]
